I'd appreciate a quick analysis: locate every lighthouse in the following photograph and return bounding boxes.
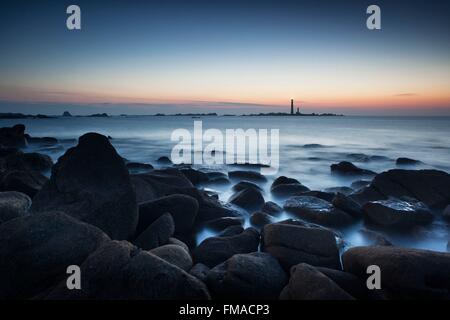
[290,99,294,115]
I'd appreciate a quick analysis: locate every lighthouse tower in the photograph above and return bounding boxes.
[290,99,294,115]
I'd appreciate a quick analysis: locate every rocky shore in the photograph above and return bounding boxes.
[1,124,450,300]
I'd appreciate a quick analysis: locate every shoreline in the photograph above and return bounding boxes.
[0,123,449,300]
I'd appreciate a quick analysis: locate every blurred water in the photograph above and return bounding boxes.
[2,115,449,252]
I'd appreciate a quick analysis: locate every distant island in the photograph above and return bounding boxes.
[0,113,53,119]
[0,101,343,118]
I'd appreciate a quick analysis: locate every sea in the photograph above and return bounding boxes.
[1,115,449,252]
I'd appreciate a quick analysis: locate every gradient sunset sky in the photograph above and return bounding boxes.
[1,0,449,115]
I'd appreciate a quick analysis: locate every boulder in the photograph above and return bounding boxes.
[205,216,244,231]
[0,212,109,299]
[299,190,334,202]
[271,176,309,198]
[330,161,376,176]
[0,191,31,224]
[316,266,374,300]
[228,187,264,211]
[396,157,421,165]
[262,223,341,270]
[0,169,48,197]
[261,201,283,215]
[125,162,153,173]
[0,124,27,148]
[207,252,287,299]
[149,244,193,271]
[284,196,353,227]
[232,181,262,192]
[228,171,267,183]
[190,263,210,282]
[280,263,354,300]
[157,156,172,165]
[250,211,274,228]
[168,237,190,253]
[31,133,138,240]
[193,228,260,268]
[44,240,210,300]
[180,168,209,185]
[217,225,244,237]
[351,169,450,209]
[131,170,240,222]
[363,199,433,229]
[332,193,363,219]
[343,246,450,299]
[137,194,198,235]
[324,186,353,196]
[2,151,53,173]
[134,213,174,250]
[351,180,370,190]
[25,135,58,146]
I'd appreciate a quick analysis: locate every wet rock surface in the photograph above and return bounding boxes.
[351,169,450,209]
[284,196,353,227]
[363,198,433,229]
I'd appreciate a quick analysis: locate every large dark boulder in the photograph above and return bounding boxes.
[149,244,193,271]
[280,263,354,300]
[193,228,260,268]
[343,246,450,299]
[363,199,433,229]
[232,181,262,192]
[0,212,109,299]
[31,133,138,240]
[0,124,27,148]
[207,252,287,299]
[228,187,264,211]
[270,176,309,198]
[262,223,341,270]
[351,169,450,209]
[284,196,353,227]
[134,213,174,250]
[0,191,31,224]
[0,169,48,197]
[132,170,240,222]
[44,240,210,300]
[137,194,198,235]
[330,161,376,176]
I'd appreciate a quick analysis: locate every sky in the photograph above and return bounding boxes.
[0,0,449,115]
